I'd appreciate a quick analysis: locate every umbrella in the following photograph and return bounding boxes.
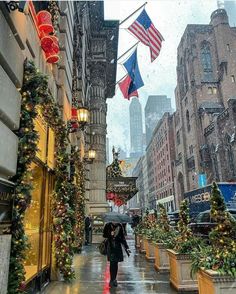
[102,211,132,223]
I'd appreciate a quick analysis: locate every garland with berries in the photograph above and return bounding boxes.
[8,60,78,293]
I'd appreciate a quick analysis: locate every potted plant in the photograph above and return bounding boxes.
[191,182,236,294]
[153,204,176,272]
[167,200,203,292]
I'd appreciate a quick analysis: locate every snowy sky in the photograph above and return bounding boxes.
[104,0,218,159]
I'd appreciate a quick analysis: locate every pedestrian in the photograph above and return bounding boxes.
[85,215,91,245]
[103,222,131,288]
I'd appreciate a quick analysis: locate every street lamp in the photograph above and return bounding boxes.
[77,107,89,129]
[88,149,96,160]
[84,149,96,164]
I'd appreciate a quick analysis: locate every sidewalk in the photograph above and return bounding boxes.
[43,239,177,294]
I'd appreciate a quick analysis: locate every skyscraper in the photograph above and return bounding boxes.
[129,97,143,158]
[145,95,172,145]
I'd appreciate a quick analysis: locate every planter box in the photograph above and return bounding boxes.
[167,249,198,292]
[139,236,146,253]
[135,234,140,248]
[198,268,236,294]
[145,240,155,261]
[154,243,170,272]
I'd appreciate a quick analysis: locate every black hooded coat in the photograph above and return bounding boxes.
[103,222,129,262]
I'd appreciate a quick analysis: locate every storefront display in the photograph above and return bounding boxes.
[23,163,53,282]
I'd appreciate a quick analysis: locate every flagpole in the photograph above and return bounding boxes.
[116,74,127,85]
[119,2,147,26]
[117,41,139,62]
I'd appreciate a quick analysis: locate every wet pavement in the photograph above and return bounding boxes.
[43,239,178,294]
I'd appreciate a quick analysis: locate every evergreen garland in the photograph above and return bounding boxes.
[8,61,40,293]
[8,60,79,292]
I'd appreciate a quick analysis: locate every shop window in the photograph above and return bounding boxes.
[24,163,43,281]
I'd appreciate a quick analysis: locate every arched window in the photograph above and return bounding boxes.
[201,42,213,81]
[186,110,191,132]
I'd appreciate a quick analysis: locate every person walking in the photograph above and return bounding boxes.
[103,222,131,288]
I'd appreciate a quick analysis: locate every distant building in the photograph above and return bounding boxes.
[129,97,143,158]
[145,95,172,145]
[174,9,236,206]
[218,1,236,26]
[119,148,127,160]
[147,113,176,211]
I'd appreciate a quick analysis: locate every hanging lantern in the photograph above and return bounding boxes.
[37,10,54,34]
[40,32,54,53]
[71,108,77,120]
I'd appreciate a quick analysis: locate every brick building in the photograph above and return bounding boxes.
[174,8,236,205]
[147,112,176,211]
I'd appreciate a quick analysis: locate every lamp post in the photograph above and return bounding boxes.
[77,107,89,130]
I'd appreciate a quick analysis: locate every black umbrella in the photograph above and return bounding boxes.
[103,211,132,223]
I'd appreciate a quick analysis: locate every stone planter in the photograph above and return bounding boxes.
[139,235,146,253]
[145,239,155,261]
[198,268,236,294]
[135,233,140,248]
[167,249,198,292]
[154,243,170,272]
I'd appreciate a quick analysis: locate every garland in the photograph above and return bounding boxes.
[71,149,86,252]
[8,60,77,293]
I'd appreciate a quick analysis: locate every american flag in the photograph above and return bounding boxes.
[128,9,164,62]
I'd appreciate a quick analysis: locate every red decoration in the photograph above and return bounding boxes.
[71,108,77,120]
[40,32,54,53]
[37,10,54,34]
[45,50,59,64]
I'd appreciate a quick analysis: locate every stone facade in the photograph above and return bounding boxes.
[174,9,236,203]
[74,1,119,215]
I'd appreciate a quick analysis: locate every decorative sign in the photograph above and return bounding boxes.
[198,173,207,188]
[0,179,14,228]
[106,176,138,197]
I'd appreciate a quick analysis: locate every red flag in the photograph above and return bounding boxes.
[118,75,138,100]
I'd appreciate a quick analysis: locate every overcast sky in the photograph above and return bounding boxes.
[104,0,218,160]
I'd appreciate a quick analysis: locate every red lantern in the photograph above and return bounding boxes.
[37,10,54,34]
[40,32,54,53]
[71,108,77,120]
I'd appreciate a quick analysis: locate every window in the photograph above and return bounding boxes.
[186,110,191,132]
[208,87,213,94]
[232,75,235,83]
[184,97,188,106]
[176,131,180,145]
[227,44,230,51]
[189,145,194,155]
[213,87,217,94]
[201,42,213,81]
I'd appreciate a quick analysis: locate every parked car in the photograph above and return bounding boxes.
[189,209,236,239]
[168,210,179,227]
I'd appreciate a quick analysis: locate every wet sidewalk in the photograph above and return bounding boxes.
[43,239,177,294]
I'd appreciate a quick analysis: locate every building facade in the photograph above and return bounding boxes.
[147,113,176,211]
[129,97,143,158]
[0,1,118,292]
[174,9,236,204]
[145,95,172,145]
[74,1,119,216]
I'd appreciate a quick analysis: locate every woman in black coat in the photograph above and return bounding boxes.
[103,222,130,288]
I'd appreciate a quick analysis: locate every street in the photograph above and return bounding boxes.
[43,239,179,294]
